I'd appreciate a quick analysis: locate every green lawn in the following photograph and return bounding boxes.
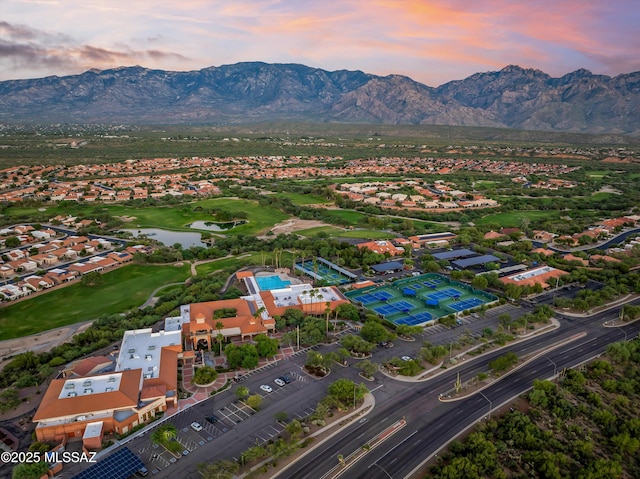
[195,251,295,276]
[475,211,557,228]
[336,230,396,239]
[0,264,190,340]
[322,209,368,225]
[274,192,331,205]
[3,198,290,236]
[296,226,346,237]
[194,198,289,235]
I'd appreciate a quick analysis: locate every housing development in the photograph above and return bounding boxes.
[1,137,639,479]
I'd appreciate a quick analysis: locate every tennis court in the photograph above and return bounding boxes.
[345,273,498,326]
[424,287,462,302]
[295,257,357,285]
[447,297,486,312]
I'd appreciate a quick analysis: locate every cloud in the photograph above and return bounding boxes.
[0,21,191,79]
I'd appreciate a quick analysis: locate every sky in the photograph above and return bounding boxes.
[1,0,639,86]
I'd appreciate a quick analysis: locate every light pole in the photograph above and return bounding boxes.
[479,391,492,420]
[371,463,394,478]
[544,356,557,380]
[620,327,628,342]
[353,383,357,410]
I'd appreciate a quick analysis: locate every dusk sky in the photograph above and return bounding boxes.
[2,0,639,85]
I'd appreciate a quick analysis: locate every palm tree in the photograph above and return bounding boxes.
[325,301,331,341]
[151,424,177,446]
[309,289,317,315]
[215,321,224,355]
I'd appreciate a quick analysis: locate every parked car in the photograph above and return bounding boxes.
[274,378,285,387]
[260,384,273,393]
[190,421,203,432]
[279,375,291,384]
[205,415,218,424]
[401,356,412,361]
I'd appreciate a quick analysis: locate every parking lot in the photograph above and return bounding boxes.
[131,370,320,475]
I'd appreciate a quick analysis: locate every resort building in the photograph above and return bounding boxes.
[357,240,405,256]
[499,265,569,289]
[169,271,349,351]
[33,329,181,447]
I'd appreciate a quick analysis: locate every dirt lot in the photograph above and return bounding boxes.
[262,218,335,236]
[0,322,93,368]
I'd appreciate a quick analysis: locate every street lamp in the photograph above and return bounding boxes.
[544,356,557,379]
[371,463,394,479]
[620,327,628,342]
[479,391,492,420]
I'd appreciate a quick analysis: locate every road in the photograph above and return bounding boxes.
[282,301,640,479]
[67,300,640,478]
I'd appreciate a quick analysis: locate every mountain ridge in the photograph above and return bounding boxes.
[1,62,638,135]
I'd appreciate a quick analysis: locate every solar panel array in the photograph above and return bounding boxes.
[72,447,144,479]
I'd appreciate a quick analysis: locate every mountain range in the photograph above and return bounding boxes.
[1,62,639,135]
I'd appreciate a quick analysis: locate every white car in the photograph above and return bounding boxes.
[260,384,273,393]
[274,378,286,387]
[401,356,412,362]
[190,421,203,432]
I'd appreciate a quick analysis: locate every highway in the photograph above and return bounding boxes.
[281,301,640,479]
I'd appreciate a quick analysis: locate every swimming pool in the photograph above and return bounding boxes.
[255,275,292,291]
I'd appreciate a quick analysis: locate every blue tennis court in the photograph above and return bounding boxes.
[345,273,498,327]
[423,279,442,288]
[448,297,486,312]
[373,305,396,315]
[394,311,433,326]
[355,294,377,305]
[373,300,415,316]
[425,287,462,302]
[372,291,393,301]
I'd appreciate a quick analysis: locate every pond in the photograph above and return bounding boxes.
[188,220,247,231]
[122,228,208,248]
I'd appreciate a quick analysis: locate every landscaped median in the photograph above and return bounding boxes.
[438,332,588,402]
[329,419,407,479]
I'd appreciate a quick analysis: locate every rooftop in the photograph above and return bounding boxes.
[115,329,181,380]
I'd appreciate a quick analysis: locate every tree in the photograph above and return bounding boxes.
[285,419,303,440]
[396,324,423,337]
[356,359,378,379]
[335,303,359,322]
[215,321,225,355]
[340,334,374,355]
[254,334,278,357]
[152,424,177,445]
[489,352,518,373]
[245,394,263,410]
[471,275,488,290]
[327,378,368,409]
[11,461,49,479]
[235,386,249,399]
[0,388,21,413]
[192,365,217,385]
[4,236,20,248]
[360,321,392,343]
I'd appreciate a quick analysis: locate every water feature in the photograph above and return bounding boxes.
[188,220,247,231]
[122,228,207,249]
